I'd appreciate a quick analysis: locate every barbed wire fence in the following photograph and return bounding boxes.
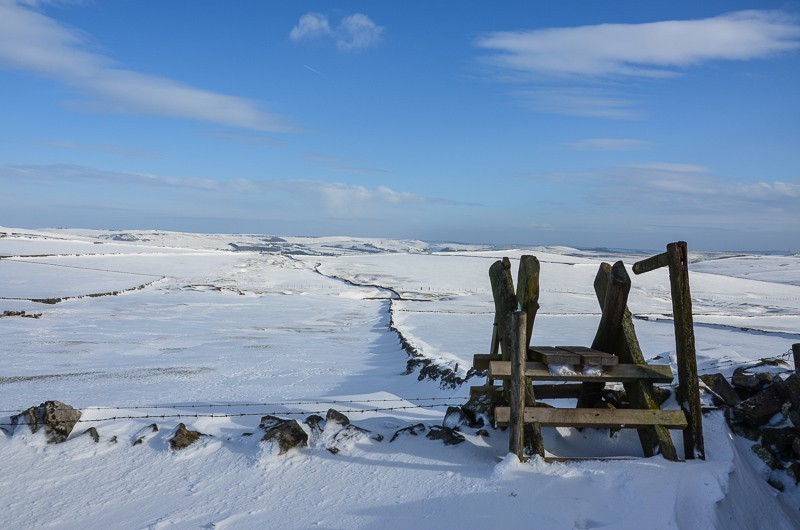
[0,396,467,427]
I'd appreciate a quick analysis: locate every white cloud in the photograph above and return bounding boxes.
[289,13,332,42]
[566,138,652,151]
[476,10,800,79]
[0,1,296,131]
[475,10,800,119]
[290,12,384,52]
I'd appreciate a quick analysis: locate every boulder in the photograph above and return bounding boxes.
[10,401,81,443]
[169,423,204,450]
[133,423,159,446]
[760,427,800,461]
[774,373,800,411]
[304,414,325,439]
[732,367,772,399]
[443,406,467,429]
[733,386,786,427]
[389,423,426,442]
[259,415,308,454]
[83,427,100,443]
[751,444,783,470]
[426,425,465,446]
[326,409,350,427]
[700,373,741,407]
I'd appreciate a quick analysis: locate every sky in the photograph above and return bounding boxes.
[0,0,798,251]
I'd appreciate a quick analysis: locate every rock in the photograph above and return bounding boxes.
[751,444,783,470]
[476,429,490,437]
[729,422,761,441]
[767,477,785,492]
[760,427,800,461]
[10,401,81,443]
[462,391,504,427]
[443,406,467,429]
[390,423,426,442]
[109,435,118,444]
[326,409,350,427]
[426,425,465,446]
[304,414,325,438]
[83,427,99,443]
[773,373,800,411]
[793,437,800,458]
[790,410,800,430]
[733,386,786,427]
[732,367,772,399]
[601,389,629,409]
[169,423,204,450]
[259,415,308,454]
[132,423,159,446]
[651,387,671,407]
[788,461,800,485]
[700,373,741,407]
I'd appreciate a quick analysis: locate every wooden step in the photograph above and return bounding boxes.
[472,354,502,371]
[488,361,674,383]
[529,346,581,365]
[495,407,688,429]
[556,346,618,366]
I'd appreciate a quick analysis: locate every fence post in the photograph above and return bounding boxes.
[667,241,705,460]
[509,310,526,461]
[793,344,800,374]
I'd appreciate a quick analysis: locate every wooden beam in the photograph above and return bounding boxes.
[472,353,502,372]
[495,407,688,430]
[632,252,670,275]
[489,361,674,383]
[579,261,630,408]
[529,346,581,365]
[593,262,678,461]
[556,346,619,366]
[667,241,705,460]
[516,255,540,351]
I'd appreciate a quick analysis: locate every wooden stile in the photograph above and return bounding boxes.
[593,263,677,460]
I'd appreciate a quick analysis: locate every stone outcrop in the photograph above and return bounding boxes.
[10,401,81,443]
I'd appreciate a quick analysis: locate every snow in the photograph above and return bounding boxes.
[1,226,799,528]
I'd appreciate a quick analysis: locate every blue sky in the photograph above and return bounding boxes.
[0,0,798,251]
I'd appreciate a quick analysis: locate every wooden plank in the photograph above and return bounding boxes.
[516,255,540,351]
[529,346,580,365]
[667,241,705,460]
[489,361,674,383]
[594,262,678,461]
[472,353,502,372]
[469,384,503,397]
[495,407,688,429]
[556,346,618,366]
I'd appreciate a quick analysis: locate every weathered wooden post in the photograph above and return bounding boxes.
[516,255,540,351]
[489,257,518,362]
[634,241,705,460]
[792,344,800,374]
[578,261,630,408]
[593,262,678,461]
[509,310,526,461]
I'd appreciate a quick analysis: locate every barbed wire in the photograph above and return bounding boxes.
[0,401,459,427]
[0,396,466,415]
[1,257,164,278]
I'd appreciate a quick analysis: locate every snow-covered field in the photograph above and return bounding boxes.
[2,226,799,529]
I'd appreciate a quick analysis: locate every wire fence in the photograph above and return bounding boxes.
[0,396,466,426]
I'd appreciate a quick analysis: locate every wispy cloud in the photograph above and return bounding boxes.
[0,1,297,131]
[0,163,464,215]
[477,10,800,79]
[40,140,160,158]
[201,131,281,147]
[566,138,652,151]
[290,12,384,52]
[302,153,390,176]
[476,10,800,118]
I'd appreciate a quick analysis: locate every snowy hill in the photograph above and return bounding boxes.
[1,226,799,528]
